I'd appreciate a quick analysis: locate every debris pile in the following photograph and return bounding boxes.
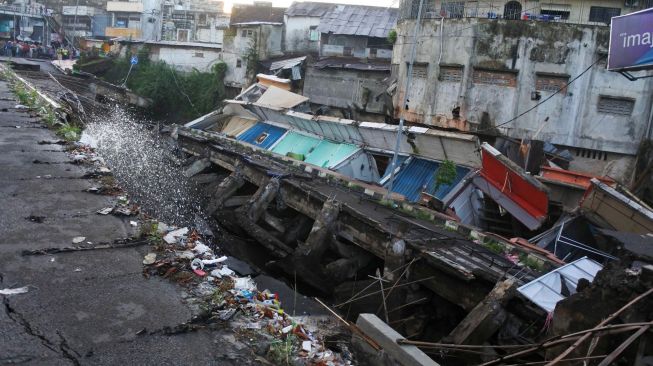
[143,222,354,365]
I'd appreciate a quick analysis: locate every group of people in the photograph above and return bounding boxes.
[0,39,76,60]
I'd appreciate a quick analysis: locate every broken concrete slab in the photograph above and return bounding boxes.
[356,313,440,366]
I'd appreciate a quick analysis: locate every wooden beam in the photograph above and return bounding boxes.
[444,278,516,345]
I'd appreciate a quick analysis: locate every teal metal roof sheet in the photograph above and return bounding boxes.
[271,131,321,157]
[304,140,359,168]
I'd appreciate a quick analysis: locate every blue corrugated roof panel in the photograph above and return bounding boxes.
[237,122,287,149]
[385,158,470,202]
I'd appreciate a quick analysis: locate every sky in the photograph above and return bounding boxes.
[223,0,398,12]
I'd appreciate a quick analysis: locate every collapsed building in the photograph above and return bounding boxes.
[172,80,653,364]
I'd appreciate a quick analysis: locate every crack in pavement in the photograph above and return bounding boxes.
[3,298,81,366]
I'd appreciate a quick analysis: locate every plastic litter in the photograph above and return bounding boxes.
[143,253,157,265]
[233,276,256,291]
[201,256,228,266]
[193,269,206,276]
[191,258,204,270]
[302,340,312,352]
[163,227,188,244]
[0,286,29,295]
[130,221,138,227]
[72,236,86,244]
[96,207,113,215]
[192,242,210,254]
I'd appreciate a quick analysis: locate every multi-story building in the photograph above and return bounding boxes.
[390,0,653,183]
[222,1,285,89]
[301,4,398,120]
[61,5,106,38]
[159,0,228,43]
[105,0,145,38]
[283,2,334,54]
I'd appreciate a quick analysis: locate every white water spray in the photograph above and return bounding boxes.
[85,106,201,225]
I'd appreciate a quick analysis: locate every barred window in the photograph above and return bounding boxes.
[588,6,620,23]
[439,65,463,82]
[597,96,635,115]
[536,74,569,93]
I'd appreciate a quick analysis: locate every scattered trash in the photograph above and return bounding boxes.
[74,268,82,272]
[72,236,86,244]
[163,227,188,244]
[130,221,138,227]
[14,104,28,109]
[96,207,113,215]
[302,340,312,352]
[143,253,157,265]
[193,269,206,277]
[0,286,29,295]
[25,215,45,223]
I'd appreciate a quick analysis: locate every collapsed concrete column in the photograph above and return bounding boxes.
[443,278,516,345]
[295,198,340,261]
[245,177,280,223]
[207,170,245,215]
[382,236,408,326]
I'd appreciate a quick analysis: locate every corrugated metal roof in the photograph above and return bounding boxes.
[221,116,257,137]
[317,5,398,38]
[518,257,602,313]
[304,140,359,168]
[285,2,335,17]
[268,56,307,71]
[270,131,321,157]
[255,86,309,109]
[386,158,470,202]
[237,122,287,149]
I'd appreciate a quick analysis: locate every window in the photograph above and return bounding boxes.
[503,1,522,20]
[439,65,463,82]
[198,14,207,26]
[255,132,269,144]
[441,1,465,18]
[369,48,377,58]
[597,96,635,115]
[309,26,319,41]
[193,52,204,58]
[536,73,569,93]
[241,29,254,38]
[236,59,242,68]
[343,46,353,56]
[472,69,517,86]
[588,6,620,24]
[177,29,189,42]
[409,64,428,78]
[540,9,570,20]
[115,17,128,27]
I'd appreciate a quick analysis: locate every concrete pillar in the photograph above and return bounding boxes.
[207,170,245,215]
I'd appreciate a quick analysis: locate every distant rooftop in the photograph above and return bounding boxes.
[317,4,398,38]
[285,2,335,17]
[230,3,285,25]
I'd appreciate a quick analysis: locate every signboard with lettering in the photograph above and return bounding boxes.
[608,8,653,71]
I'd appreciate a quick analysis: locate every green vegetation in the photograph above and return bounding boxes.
[519,253,544,272]
[267,334,297,365]
[57,123,81,141]
[433,160,458,193]
[387,29,398,44]
[102,48,228,121]
[483,240,506,254]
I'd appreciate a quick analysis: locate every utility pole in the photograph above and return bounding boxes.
[385,0,426,200]
[71,0,79,49]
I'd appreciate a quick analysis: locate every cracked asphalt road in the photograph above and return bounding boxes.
[0,79,254,365]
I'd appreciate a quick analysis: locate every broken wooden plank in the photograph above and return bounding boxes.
[444,278,516,345]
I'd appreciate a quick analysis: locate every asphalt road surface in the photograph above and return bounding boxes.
[0,79,255,365]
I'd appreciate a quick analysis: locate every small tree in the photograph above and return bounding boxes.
[433,160,457,194]
[387,29,397,44]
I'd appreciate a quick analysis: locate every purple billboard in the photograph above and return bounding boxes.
[608,8,653,71]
